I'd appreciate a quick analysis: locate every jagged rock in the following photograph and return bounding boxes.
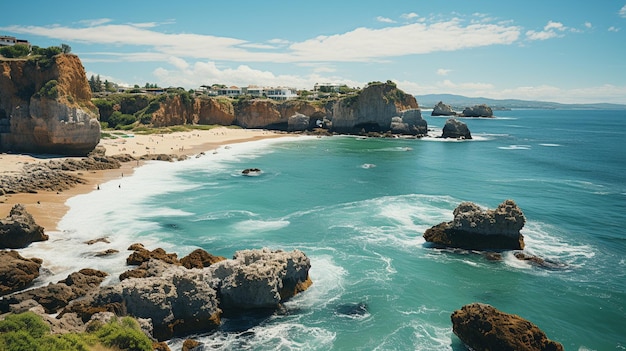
[0,204,47,249]
[431,101,457,116]
[288,112,311,131]
[424,200,525,250]
[64,265,222,341]
[461,104,493,117]
[331,82,420,134]
[0,268,108,313]
[514,252,566,270]
[242,168,262,176]
[0,250,42,296]
[126,244,179,266]
[182,339,203,351]
[210,248,312,311]
[451,303,564,351]
[389,109,428,135]
[180,248,226,269]
[0,54,101,156]
[441,118,472,139]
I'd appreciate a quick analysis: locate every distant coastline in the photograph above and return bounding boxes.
[414,93,626,110]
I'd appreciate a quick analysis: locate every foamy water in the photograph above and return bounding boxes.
[21,110,626,350]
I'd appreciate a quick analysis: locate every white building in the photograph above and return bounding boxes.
[217,86,242,97]
[0,35,30,47]
[265,87,298,101]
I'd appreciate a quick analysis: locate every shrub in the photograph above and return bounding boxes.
[95,317,152,351]
[0,44,30,58]
[36,80,59,99]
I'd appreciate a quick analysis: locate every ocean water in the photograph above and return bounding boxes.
[23,109,626,350]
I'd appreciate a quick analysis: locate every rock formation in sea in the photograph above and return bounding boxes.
[424,200,525,250]
[431,101,457,116]
[441,118,472,139]
[330,81,422,135]
[0,250,42,296]
[59,247,311,341]
[0,204,48,249]
[451,303,564,351]
[460,104,494,118]
[0,54,101,155]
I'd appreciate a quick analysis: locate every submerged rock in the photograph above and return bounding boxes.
[451,303,564,351]
[424,200,525,250]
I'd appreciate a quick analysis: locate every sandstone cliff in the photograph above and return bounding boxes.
[331,82,420,133]
[0,54,100,155]
[133,81,423,135]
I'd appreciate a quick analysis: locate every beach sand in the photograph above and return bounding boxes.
[0,127,286,232]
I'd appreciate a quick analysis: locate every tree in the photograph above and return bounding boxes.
[61,43,71,54]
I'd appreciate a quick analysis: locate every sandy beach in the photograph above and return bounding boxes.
[0,127,285,232]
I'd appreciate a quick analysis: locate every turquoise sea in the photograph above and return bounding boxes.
[25,109,626,350]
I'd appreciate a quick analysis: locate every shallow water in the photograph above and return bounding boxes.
[24,109,626,350]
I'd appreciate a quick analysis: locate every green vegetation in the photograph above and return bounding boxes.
[35,80,59,99]
[0,312,152,351]
[0,44,30,58]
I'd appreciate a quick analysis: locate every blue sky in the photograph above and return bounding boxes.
[2,0,626,104]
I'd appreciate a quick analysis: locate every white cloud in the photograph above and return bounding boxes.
[78,18,112,26]
[584,22,592,29]
[0,17,521,64]
[436,68,452,76]
[619,5,626,18]
[608,26,621,32]
[152,60,360,90]
[526,21,569,40]
[401,13,420,20]
[376,16,395,23]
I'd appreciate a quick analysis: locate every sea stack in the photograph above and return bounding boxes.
[424,200,525,250]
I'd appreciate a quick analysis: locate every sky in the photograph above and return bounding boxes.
[2,0,626,104]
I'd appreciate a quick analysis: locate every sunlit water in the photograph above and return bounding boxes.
[23,110,626,350]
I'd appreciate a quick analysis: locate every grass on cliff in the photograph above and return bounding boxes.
[0,312,152,351]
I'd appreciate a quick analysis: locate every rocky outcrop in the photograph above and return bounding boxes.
[0,268,108,313]
[0,250,42,296]
[0,204,47,249]
[235,99,283,129]
[441,118,472,139]
[390,109,428,135]
[451,303,564,351]
[64,247,312,341]
[288,112,311,131]
[180,248,226,269]
[0,54,101,155]
[461,104,493,117]
[330,82,420,134]
[211,248,312,312]
[431,101,457,116]
[424,200,525,250]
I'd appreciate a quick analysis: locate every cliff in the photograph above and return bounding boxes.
[0,54,100,155]
[141,81,423,135]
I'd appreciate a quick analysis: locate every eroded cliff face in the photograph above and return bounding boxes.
[145,82,421,134]
[0,54,100,155]
[331,83,419,133]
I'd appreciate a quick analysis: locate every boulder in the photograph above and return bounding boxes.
[390,109,428,135]
[424,200,525,250]
[0,204,48,249]
[180,248,226,269]
[461,104,493,117]
[287,112,310,131]
[0,250,42,296]
[210,248,312,312]
[441,118,472,139]
[431,101,457,116]
[0,268,108,313]
[64,265,222,341]
[451,303,564,351]
[126,243,179,266]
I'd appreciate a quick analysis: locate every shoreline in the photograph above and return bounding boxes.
[0,127,287,232]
